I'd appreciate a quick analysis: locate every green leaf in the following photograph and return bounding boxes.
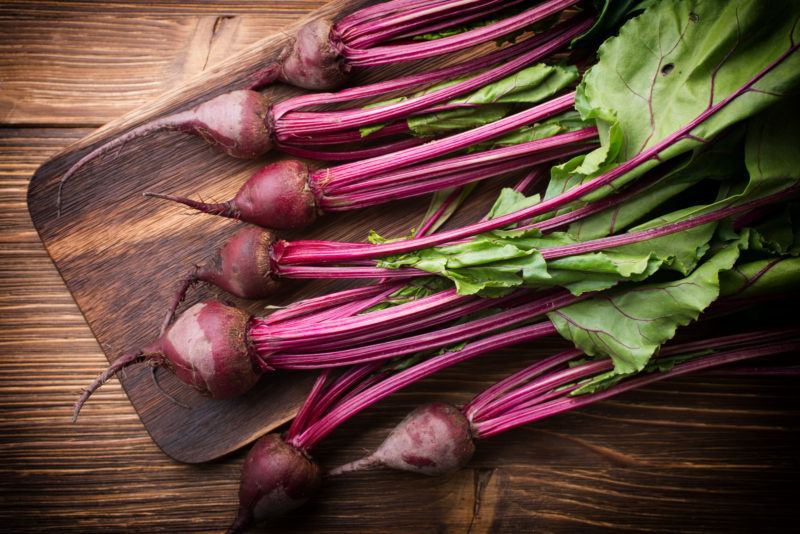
[568,350,712,396]
[378,205,716,297]
[486,188,541,220]
[544,0,800,203]
[361,64,579,138]
[571,0,648,48]
[719,257,800,298]
[466,110,592,153]
[567,127,746,240]
[418,184,478,236]
[548,240,746,374]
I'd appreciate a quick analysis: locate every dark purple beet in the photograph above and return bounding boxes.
[279,18,349,91]
[195,226,280,299]
[57,90,273,215]
[160,227,279,334]
[73,300,262,421]
[329,402,475,476]
[145,160,319,230]
[228,434,322,533]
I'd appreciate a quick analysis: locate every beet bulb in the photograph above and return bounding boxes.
[228,434,322,533]
[329,402,475,477]
[73,300,262,421]
[57,90,273,215]
[279,18,349,91]
[145,160,319,230]
[160,227,279,334]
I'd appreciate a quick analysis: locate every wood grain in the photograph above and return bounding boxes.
[2,1,800,532]
[0,3,326,125]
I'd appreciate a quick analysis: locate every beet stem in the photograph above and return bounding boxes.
[343,0,581,67]
[277,18,589,140]
[324,127,598,195]
[277,137,426,162]
[292,321,556,450]
[286,370,331,441]
[473,339,800,439]
[280,44,798,266]
[265,291,579,370]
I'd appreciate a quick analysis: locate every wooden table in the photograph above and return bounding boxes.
[1,2,798,532]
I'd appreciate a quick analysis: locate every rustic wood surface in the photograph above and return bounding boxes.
[1,1,799,532]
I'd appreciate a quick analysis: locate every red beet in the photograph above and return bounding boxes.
[73,300,261,421]
[228,434,321,533]
[329,402,475,476]
[160,227,279,334]
[145,160,319,230]
[279,18,349,90]
[57,90,273,215]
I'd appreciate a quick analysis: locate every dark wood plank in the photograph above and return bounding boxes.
[0,4,326,125]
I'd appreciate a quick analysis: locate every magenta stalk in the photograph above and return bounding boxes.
[277,41,800,264]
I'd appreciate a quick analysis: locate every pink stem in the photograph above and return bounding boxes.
[349,0,516,49]
[322,147,592,211]
[266,283,404,324]
[312,92,577,190]
[323,128,598,195]
[417,187,465,236]
[463,349,582,420]
[267,291,579,369]
[337,0,488,43]
[472,339,800,439]
[270,21,562,121]
[277,137,425,161]
[285,370,330,440]
[277,265,428,279]
[290,321,558,450]
[256,291,512,354]
[304,363,385,429]
[342,0,581,67]
[277,18,588,141]
[278,43,799,266]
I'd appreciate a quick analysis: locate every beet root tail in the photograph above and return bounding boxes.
[247,62,282,91]
[326,454,381,477]
[144,191,239,220]
[72,350,152,423]
[160,266,200,336]
[57,115,188,217]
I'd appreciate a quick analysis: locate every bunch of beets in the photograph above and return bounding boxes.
[65,1,800,531]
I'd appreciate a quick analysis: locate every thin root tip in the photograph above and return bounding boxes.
[325,454,379,477]
[71,351,147,422]
[143,191,171,200]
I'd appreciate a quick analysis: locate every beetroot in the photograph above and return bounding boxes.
[73,300,260,421]
[228,434,321,533]
[146,160,319,230]
[279,18,349,90]
[57,90,273,215]
[328,403,475,476]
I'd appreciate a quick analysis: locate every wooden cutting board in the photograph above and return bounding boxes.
[25,0,542,464]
